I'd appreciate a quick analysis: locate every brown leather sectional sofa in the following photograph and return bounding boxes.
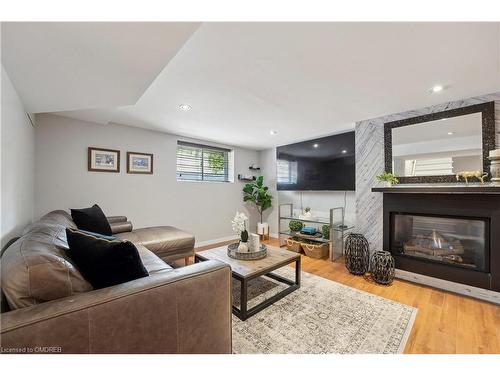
[0,210,232,354]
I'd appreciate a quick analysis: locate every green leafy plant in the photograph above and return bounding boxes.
[289,220,303,233]
[207,152,225,174]
[243,176,273,224]
[321,224,331,239]
[376,172,399,185]
[240,229,249,242]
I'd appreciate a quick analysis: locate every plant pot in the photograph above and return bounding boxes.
[286,238,303,253]
[377,181,391,188]
[237,241,249,253]
[302,242,329,259]
[257,222,269,235]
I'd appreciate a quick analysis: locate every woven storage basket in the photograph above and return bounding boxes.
[286,238,303,253]
[302,242,329,259]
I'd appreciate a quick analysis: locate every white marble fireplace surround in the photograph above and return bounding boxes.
[355,92,500,252]
[355,92,500,303]
[355,92,500,304]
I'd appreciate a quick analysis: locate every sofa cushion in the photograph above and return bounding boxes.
[1,213,92,310]
[22,210,76,235]
[116,226,195,260]
[70,204,112,235]
[65,228,149,289]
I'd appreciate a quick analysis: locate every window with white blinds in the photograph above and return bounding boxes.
[176,141,231,182]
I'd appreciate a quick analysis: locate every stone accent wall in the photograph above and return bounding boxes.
[355,92,500,252]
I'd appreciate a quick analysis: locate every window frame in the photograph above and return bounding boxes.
[176,140,233,183]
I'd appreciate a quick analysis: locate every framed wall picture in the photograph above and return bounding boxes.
[127,152,153,174]
[88,147,120,173]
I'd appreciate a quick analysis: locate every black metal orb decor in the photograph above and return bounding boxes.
[370,251,395,285]
[344,233,370,275]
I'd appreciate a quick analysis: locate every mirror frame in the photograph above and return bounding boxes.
[384,101,496,184]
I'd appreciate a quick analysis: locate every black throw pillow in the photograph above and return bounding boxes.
[65,228,148,289]
[70,204,112,235]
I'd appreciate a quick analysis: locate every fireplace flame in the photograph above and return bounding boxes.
[431,230,443,249]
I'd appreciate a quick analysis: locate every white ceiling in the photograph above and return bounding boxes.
[1,22,200,112]
[2,22,500,149]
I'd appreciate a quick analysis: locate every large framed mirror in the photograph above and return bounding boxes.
[384,101,496,184]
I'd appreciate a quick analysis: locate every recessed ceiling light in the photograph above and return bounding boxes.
[270,130,277,135]
[431,85,444,93]
[313,143,319,148]
[342,150,347,154]
[447,132,454,135]
[179,104,192,111]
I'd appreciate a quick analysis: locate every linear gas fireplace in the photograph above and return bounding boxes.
[381,192,500,292]
[391,213,489,272]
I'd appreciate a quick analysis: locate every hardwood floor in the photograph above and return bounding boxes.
[193,237,500,354]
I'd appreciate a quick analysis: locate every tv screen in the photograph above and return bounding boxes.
[276,131,355,191]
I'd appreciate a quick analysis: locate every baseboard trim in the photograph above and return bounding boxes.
[195,235,238,248]
[395,269,500,305]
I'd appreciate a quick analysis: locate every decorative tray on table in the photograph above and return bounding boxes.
[227,242,268,261]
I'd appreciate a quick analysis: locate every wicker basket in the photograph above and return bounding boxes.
[301,242,329,259]
[286,238,303,253]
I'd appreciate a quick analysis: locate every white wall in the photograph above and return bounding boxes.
[1,65,35,247]
[34,114,260,244]
[277,191,356,225]
[258,148,278,235]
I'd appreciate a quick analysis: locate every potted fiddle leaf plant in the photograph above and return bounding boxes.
[243,176,273,236]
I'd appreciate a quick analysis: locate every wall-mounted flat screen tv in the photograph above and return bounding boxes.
[276,131,355,191]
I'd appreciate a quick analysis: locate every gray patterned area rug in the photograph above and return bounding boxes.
[232,267,417,354]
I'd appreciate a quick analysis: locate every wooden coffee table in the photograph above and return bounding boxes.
[195,245,301,321]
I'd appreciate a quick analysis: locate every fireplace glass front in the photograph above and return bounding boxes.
[391,213,488,271]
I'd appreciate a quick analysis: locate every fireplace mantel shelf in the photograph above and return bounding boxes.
[372,184,500,194]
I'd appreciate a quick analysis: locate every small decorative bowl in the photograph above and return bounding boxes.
[227,242,268,260]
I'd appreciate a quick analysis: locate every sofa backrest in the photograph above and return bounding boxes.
[1,210,92,310]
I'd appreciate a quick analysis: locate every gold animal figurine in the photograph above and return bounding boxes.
[455,170,488,184]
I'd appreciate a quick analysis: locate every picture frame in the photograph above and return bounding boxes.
[127,151,154,174]
[88,147,120,173]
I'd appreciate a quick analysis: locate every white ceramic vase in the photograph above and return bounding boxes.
[238,242,249,252]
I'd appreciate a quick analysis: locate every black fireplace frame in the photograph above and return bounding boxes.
[383,193,500,291]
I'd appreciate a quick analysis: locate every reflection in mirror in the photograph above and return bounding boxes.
[392,112,482,177]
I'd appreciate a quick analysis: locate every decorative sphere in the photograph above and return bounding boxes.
[238,242,249,252]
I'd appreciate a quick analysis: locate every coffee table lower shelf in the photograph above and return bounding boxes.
[194,253,301,321]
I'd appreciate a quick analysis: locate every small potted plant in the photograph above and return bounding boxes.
[231,212,249,252]
[376,172,399,187]
[289,220,303,234]
[321,224,331,240]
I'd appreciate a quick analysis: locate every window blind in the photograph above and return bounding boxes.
[176,141,231,182]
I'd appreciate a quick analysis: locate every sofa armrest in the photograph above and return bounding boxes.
[109,221,133,234]
[106,216,128,224]
[0,260,232,354]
